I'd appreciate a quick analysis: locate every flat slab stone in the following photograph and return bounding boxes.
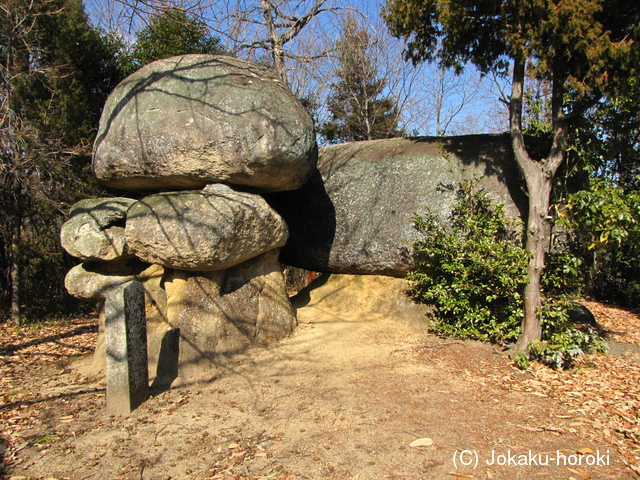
[266,134,527,276]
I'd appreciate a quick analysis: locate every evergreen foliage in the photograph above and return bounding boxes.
[321,16,403,143]
[552,75,640,307]
[407,181,528,344]
[522,298,607,370]
[384,0,639,351]
[17,0,125,146]
[578,82,640,189]
[409,181,606,369]
[560,180,640,307]
[127,8,225,73]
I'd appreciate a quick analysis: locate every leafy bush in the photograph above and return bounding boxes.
[517,299,607,369]
[542,252,583,297]
[589,252,640,306]
[407,180,529,344]
[560,179,640,307]
[409,180,606,369]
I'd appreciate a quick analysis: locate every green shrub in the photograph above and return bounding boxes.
[525,298,607,369]
[561,180,640,307]
[542,252,583,297]
[407,180,529,344]
[408,180,606,369]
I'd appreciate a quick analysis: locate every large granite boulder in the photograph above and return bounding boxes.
[163,249,297,369]
[93,54,317,193]
[64,259,160,302]
[125,185,288,271]
[266,134,528,276]
[71,251,296,381]
[60,197,135,261]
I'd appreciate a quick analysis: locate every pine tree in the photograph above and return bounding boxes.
[128,8,225,72]
[321,16,403,143]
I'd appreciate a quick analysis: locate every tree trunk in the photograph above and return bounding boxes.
[510,56,567,352]
[517,168,553,350]
[260,0,288,85]
[10,223,21,326]
[271,40,287,84]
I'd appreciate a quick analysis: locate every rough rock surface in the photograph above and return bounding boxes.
[292,273,431,330]
[60,197,135,261]
[162,249,297,371]
[125,185,288,271]
[93,54,317,193]
[82,250,296,380]
[64,260,159,302]
[266,134,528,276]
[79,263,169,376]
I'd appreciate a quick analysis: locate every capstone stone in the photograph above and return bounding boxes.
[265,134,528,276]
[93,54,317,193]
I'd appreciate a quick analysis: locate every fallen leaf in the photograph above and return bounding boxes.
[577,447,594,455]
[528,391,548,397]
[516,425,544,432]
[409,437,434,447]
[568,467,591,479]
[542,426,564,434]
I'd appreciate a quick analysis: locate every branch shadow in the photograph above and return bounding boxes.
[0,324,97,357]
[0,387,105,411]
[93,55,316,192]
[424,133,531,222]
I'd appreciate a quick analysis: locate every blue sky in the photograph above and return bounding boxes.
[86,0,510,137]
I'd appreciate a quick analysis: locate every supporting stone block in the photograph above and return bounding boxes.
[105,280,149,415]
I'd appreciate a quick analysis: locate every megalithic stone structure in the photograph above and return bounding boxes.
[105,280,149,415]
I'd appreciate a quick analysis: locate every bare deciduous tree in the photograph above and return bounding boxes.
[1,0,57,324]
[90,0,346,87]
[403,65,508,137]
[1,0,122,323]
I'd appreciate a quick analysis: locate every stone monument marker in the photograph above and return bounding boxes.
[105,280,149,415]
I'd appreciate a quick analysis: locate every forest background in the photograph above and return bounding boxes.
[1,0,638,337]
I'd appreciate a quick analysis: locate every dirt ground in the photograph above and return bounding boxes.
[1,275,639,480]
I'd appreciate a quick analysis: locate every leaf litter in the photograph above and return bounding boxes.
[1,300,639,479]
[494,299,640,476]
